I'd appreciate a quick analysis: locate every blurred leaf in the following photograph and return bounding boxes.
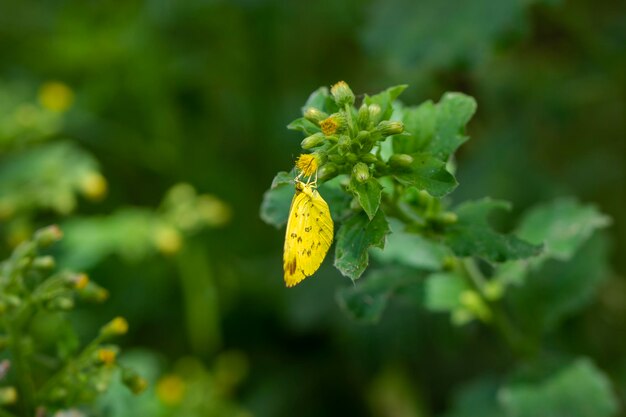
[371,219,450,271]
[303,86,338,114]
[424,271,468,312]
[349,176,382,219]
[336,267,423,324]
[364,85,408,120]
[394,93,476,161]
[509,233,611,331]
[495,198,611,286]
[259,171,294,229]
[286,118,321,136]
[445,198,542,263]
[515,198,611,261]
[334,209,390,280]
[444,377,502,417]
[500,358,618,417]
[393,152,458,197]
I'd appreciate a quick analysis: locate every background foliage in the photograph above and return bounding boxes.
[0,0,624,416]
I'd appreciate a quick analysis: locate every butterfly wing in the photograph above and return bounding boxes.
[283,184,334,287]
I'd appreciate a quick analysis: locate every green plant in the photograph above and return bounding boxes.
[0,226,144,417]
[261,82,618,416]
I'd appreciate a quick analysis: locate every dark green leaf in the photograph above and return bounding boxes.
[444,377,502,417]
[364,85,408,120]
[334,209,390,280]
[393,92,476,160]
[287,117,321,136]
[393,152,458,197]
[336,267,423,324]
[509,234,610,331]
[500,358,618,417]
[259,171,294,228]
[371,219,450,271]
[445,198,542,263]
[350,177,383,220]
[303,86,329,112]
[516,198,611,261]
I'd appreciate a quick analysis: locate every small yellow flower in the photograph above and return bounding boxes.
[0,387,17,405]
[320,114,342,136]
[153,225,183,255]
[295,154,319,178]
[38,81,74,112]
[80,172,108,201]
[74,273,90,290]
[97,348,117,366]
[156,375,186,406]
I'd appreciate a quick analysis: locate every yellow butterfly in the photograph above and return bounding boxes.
[283,179,334,287]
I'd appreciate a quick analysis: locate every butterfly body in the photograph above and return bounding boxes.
[283,181,334,287]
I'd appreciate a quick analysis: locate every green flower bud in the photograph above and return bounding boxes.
[122,367,148,394]
[360,153,378,164]
[318,163,338,181]
[438,212,458,225]
[368,104,382,124]
[100,316,129,339]
[301,132,326,149]
[34,225,63,248]
[32,255,55,270]
[389,154,414,169]
[47,296,74,311]
[352,162,370,182]
[484,281,504,301]
[337,135,351,155]
[77,280,109,303]
[460,291,491,322]
[355,130,371,145]
[0,387,17,405]
[303,107,328,123]
[375,120,404,137]
[357,103,370,128]
[330,81,355,106]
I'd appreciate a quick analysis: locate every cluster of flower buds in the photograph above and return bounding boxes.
[296,81,409,185]
[0,226,145,414]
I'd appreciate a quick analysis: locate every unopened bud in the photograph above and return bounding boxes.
[97,347,118,366]
[77,281,109,303]
[330,81,355,106]
[122,367,148,394]
[301,132,325,149]
[0,387,17,405]
[318,164,338,182]
[460,291,491,322]
[47,297,74,311]
[484,281,504,301]
[32,256,55,270]
[100,317,128,339]
[360,153,378,164]
[303,107,328,124]
[34,225,63,247]
[389,154,414,169]
[337,135,351,155]
[352,162,370,182]
[80,172,108,201]
[368,104,382,124]
[438,212,458,225]
[355,130,371,145]
[376,120,404,137]
[357,103,370,128]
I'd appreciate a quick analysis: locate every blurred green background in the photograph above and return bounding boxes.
[0,0,624,416]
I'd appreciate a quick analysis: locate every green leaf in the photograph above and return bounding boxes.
[350,176,383,220]
[445,198,542,263]
[303,86,329,111]
[371,219,450,271]
[444,377,502,417]
[286,117,321,136]
[259,171,294,228]
[516,198,611,261]
[392,152,458,197]
[500,358,618,417]
[334,209,390,280]
[494,198,611,287]
[394,92,476,161]
[336,267,422,324]
[364,84,408,120]
[424,272,468,312]
[509,233,610,331]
